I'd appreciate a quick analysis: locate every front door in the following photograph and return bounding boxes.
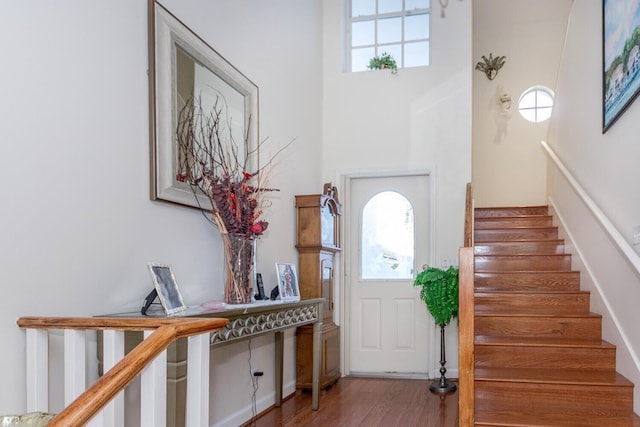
[347,174,432,376]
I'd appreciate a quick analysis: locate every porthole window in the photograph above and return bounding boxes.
[518,86,554,123]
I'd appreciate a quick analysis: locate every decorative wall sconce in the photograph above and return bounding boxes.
[475,53,506,80]
[439,0,464,18]
[499,93,512,112]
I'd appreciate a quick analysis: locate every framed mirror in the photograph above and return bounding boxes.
[148,1,259,209]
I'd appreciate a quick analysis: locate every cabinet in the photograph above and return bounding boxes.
[295,184,341,389]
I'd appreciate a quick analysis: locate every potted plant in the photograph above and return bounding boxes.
[367,52,398,74]
[414,265,459,393]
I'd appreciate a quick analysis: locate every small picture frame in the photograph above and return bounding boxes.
[275,263,300,302]
[147,262,187,315]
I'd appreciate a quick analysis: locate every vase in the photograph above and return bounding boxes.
[222,233,254,304]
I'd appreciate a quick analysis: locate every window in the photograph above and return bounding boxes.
[361,191,415,279]
[348,0,430,72]
[518,86,554,123]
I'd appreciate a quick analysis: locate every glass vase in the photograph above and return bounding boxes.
[222,233,254,304]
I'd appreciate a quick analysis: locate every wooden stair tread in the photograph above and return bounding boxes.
[475,335,615,348]
[475,367,634,386]
[474,310,601,318]
[475,411,640,427]
[475,290,590,296]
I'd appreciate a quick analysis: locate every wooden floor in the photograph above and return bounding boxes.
[246,377,458,427]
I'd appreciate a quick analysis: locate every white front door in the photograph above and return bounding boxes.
[347,174,432,376]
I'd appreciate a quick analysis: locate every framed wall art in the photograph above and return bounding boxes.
[275,262,300,302]
[148,0,258,208]
[603,0,640,132]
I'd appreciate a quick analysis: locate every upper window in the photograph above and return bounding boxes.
[361,191,415,279]
[518,86,555,123]
[348,0,431,72]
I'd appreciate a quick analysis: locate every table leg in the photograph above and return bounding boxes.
[274,330,284,406]
[312,319,323,411]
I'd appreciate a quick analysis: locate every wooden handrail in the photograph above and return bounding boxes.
[464,182,473,248]
[458,182,475,424]
[18,316,228,427]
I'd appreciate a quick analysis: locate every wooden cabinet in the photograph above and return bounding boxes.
[295,185,341,389]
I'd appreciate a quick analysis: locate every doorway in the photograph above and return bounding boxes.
[344,173,433,377]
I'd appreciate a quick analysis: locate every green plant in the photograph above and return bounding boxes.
[367,52,398,74]
[413,266,459,325]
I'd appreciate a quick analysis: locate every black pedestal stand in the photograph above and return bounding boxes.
[429,322,457,394]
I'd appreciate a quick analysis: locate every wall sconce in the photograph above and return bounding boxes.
[475,53,506,80]
[439,0,464,18]
[499,93,511,112]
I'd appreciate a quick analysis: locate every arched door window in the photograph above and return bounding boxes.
[361,191,414,279]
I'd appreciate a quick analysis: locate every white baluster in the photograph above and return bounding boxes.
[141,330,167,427]
[101,330,124,427]
[26,329,48,412]
[186,334,210,427]
[64,329,86,405]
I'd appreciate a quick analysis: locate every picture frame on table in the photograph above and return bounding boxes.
[275,262,300,302]
[603,0,640,132]
[147,262,187,315]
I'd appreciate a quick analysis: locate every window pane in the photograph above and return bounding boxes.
[537,90,554,107]
[378,17,402,44]
[361,191,414,279]
[537,106,553,122]
[352,20,375,47]
[380,44,402,65]
[404,41,429,67]
[519,92,536,109]
[405,13,429,40]
[406,0,429,9]
[352,0,375,16]
[353,47,375,71]
[519,108,537,122]
[379,0,403,14]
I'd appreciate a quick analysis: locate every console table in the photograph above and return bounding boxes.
[100,298,324,426]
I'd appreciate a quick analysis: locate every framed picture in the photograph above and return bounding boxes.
[148,1,258,208]
[275,263,300,302]
[147,262,187,315]
[603,0,640,132]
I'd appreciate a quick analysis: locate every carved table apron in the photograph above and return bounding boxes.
[99,298,324,426]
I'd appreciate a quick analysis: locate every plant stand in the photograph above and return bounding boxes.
[429,322,457,394]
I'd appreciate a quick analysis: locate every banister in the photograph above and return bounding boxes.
[18,316,228,427]
[458,182,475,425]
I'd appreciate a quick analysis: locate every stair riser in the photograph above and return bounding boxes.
[475,345,615,370]
[475,241,565,255]
[475,382,634,416]
[474,272,581,291]
[475,206,549,217]
[475,315,602,339]
[475,217,553,229]
[475,293,590,314]
[475,228,558,242]
[475,255,572,271]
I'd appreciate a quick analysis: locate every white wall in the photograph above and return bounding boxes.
[0,1,322,425]
[321,0,472,377]
[473,0,572,207]
[547,0,640,414]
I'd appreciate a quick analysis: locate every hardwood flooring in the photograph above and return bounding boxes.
[245,377,459,427]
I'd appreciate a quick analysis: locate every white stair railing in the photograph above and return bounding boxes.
[17,317,228,427]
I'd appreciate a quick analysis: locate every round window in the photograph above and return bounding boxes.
[518,86,554,123]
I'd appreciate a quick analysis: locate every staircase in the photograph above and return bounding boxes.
[472,205,640,426]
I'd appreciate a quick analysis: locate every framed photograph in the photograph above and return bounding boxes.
[147,262,187,315]
[275,263,300,302]
[603,0,640,132]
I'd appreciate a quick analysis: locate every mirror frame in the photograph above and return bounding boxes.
[148,0,259,209]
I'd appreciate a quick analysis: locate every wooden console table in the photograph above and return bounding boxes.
[100,298,324,426]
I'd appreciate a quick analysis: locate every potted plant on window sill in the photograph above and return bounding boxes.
[414,264,459,394]
[367,52,398,74]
